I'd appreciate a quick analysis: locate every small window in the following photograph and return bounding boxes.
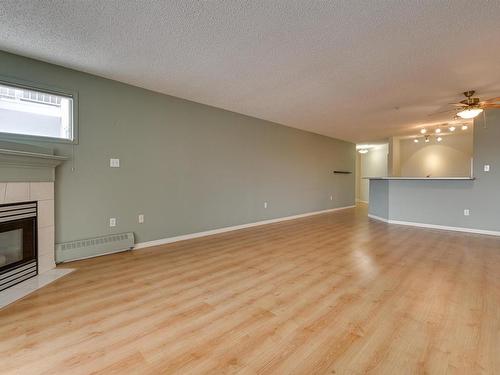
[0,82,74,141]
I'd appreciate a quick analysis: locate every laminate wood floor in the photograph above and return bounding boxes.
[1,205,500,374]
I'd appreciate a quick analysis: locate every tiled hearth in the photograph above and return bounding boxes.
[0,268,73,309]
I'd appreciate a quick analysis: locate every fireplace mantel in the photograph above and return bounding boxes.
[0,141,68,182]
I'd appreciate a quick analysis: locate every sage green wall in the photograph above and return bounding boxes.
[0,51,355,245]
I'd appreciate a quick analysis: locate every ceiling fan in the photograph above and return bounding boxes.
[449,90,500,119]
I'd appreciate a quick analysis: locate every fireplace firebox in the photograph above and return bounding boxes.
[0,202,37,291]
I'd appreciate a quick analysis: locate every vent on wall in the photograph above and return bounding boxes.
[55,232,135,263]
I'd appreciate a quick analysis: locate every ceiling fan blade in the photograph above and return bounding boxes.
[480,103,500,109]
[480,96,500,104]
[449,103,468,107]
[428,108,457,116]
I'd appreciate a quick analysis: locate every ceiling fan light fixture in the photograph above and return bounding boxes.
[457,108,483,119]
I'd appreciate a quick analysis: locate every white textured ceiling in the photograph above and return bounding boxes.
[1,1,500,142]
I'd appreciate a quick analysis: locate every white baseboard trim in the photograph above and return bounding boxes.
[356,199,368,204]
[134,205,356,250]
[368,214,500,237]
[367,214,390,223]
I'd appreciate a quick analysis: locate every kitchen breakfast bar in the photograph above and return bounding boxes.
[364,176,500,236]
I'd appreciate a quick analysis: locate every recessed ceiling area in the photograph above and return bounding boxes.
[1,1,499,142]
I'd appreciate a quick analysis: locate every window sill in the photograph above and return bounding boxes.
[0,132,77,145]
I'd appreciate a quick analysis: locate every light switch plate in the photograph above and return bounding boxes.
[109,218,117,227]
[484,164,490,172]
[464,209,470,216]
[110,158,120,168]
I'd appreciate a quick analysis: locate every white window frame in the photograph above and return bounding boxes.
[0,76,78,144]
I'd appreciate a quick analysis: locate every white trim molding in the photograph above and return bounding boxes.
[368,214,500,237]
[367,214,389,223]
[134,205,356,250]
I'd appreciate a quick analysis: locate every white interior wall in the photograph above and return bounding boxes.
[357,144,388,203]
[398,132,473,177]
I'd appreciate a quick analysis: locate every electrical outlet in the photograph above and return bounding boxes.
[109,217,117,227]
[484,164,490,172]
[138,214,144,224]
[463,209,470,216]
[110,158,120,168]
[264,202,268,209]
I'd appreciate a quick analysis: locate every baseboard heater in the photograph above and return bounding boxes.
[55,232,135,263]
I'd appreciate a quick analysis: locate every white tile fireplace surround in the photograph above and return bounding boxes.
[0,182,56,273]
[0,141,71,308]
[0,181,73,309]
